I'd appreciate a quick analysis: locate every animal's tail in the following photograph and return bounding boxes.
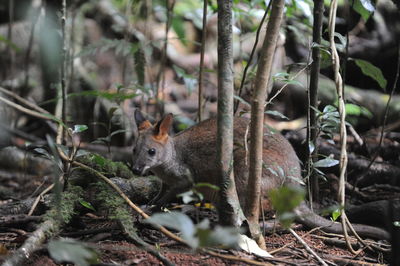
[295,202,390,241]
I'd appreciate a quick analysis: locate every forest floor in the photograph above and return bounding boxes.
[0,174,389,266]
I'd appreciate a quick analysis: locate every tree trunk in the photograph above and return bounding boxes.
[216,0,246,227]
[307,0,324,203]
[246,0,285,249]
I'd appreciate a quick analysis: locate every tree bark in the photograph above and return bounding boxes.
[246,0,285,249]
[216,0,245,227]
[307,0,324,202]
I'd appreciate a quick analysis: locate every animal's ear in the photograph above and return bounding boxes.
[135,109,152,131]
[153,113,173,142]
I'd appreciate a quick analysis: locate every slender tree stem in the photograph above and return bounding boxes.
[234,1,271,114]
[197,0,208,122]
[246,0,285,249]
[307,0,324,202]
[216,0,245,228]
[7,0,14,80]
[60,0,67,144]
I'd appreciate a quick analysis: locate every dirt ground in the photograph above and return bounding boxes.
[0,156,391,265]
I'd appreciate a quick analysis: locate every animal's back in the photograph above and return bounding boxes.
[174,117,302,208]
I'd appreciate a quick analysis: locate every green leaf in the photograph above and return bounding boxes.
[197,225,239,248]
[0,35,21,52]
[73,125,88,134]
[265,110,289,120]
[75,150,90,158]
[353,59,387,89]
[108,107,118,118]
[309,142,315,154]
[345,103,373,118]
[79,200,96,211]
[319,47,332,69]
[109,129,126,138]
[91,154,106,166]
[331,208,341,221]
[172,65,197,94]
[345,103,363,116]
[34,148,51,159]
[268,186,305,228]
[353,0,374,22]
[146,212,239,249]
[48,239,99,266]
[41,113,68,130]
[67,90,138,102]
[194,183,220,191]
[172,17,187,46]
[145,212,198,248]
[178,190,203,204]
[322,105,337,114]
[233,95,251,107]
[314,157,339,168]
[273,72,290,80]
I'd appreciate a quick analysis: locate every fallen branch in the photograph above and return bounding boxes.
[1,220,57,266]
[28,183,54,216]
[289,228,328,266]
[0,214,42,226]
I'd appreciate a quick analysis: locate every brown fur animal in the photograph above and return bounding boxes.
[132,110,389,240]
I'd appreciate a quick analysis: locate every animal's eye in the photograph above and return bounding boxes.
[148,148,156,156]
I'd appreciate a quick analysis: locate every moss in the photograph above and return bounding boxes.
[94,181,136,234]
[76,153,135,179]
[44,185,84,225]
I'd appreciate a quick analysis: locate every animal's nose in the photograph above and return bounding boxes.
[132,166,143,175]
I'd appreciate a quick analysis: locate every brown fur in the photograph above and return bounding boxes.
[132,114,301,211]
[173,117,302,209]
[138,120,152,131]
[132,112,390,240]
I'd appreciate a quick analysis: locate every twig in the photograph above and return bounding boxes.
[234,1,271,114]
[0,87,51,115]
[122,0,133,85]
[121,221,174,266]
[321,254,386,266]
[312,234,390,253]
[265,63,310,107]
[57,148,186,246]
[202,249,273,266]
[1,220,57,266]
[28,183,55,216]
[7,0,15,79]
[0,94,55,121]
[156,0,176,116]
[269,226,325,255]
[0,215,42,226]
[197,0,208,122]
[347,124,363,146]
[289,228,328,266]
[24,4,41,89]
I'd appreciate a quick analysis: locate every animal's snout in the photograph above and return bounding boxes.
[132,165,143,175]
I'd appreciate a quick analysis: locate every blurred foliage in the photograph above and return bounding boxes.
[268,186,305,228]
